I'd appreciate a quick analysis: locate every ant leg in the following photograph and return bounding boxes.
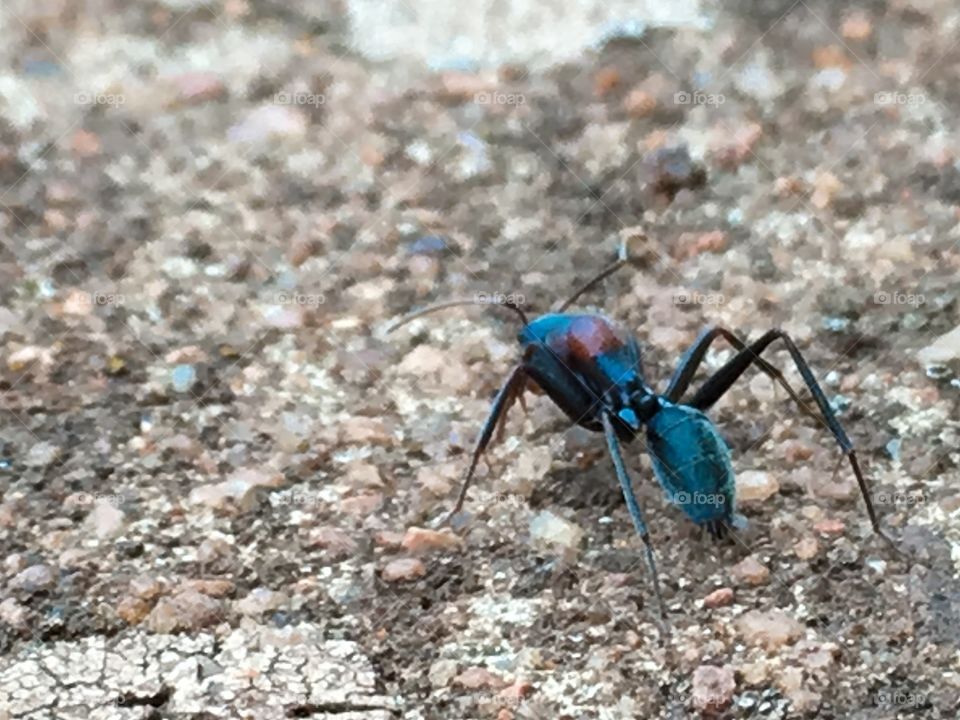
[495,378,527,442]
[441,365,527,525]
[687,330,902,554]
[664,326,814,424]
[601,413,668,626]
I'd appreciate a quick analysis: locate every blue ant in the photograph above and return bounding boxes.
[390,251,899,619]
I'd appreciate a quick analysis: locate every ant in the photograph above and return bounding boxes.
[389,246,902,620]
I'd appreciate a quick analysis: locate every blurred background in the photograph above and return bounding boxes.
[0,1,959,718]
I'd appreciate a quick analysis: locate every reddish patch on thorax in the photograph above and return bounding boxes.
[565,316,624,360]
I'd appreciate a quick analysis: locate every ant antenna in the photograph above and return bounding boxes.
[554,241,634,312]
[386,298,531,333]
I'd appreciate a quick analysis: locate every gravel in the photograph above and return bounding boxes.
[1,0,959,717]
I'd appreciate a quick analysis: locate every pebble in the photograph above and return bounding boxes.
[71,129,101,157]
[593,66,621,97]
[735,55,786,102]
[190,467,285,511]
[454,667,506,690]
[499,681,534,702]
[774,176,805,197]
[796,640,838,671]
[162,257,199,279]
[841,11,872,40]
[786,688,822,713]
[339,492,384,516]
[736,470,780,503]
[782,441,814,463]
[171,364,197,393]
[457,131,492,179]
[235,588,288,616]
[811,171,841,209]
[703,587,735,608]
[343,461,385,489]
[0,598,29,630]
[398,345,471,392]
[0,502,19,528]
[813,518,845,536]
[416,466,454,497]
[673,230,728,260]
[373,530,406,549]
[731,556,770,586]
[146,589,223,633]
[641,145,707,199]
[692,664,736,714]
[812,45,851,70]
[165,346,208,364]
[807,471,855,501]
[116,596,152,625]
[438,71,494,102]
[197,535,234,566]
[180,579,235,598]
[84,500,125,540]
[624,88,656,118]
[712,122,763,170]
[382,558,426,583]
[529,510,583,555]
[263,305,304,330]
[917,324,960,364]
[62,289,92,315]
[407,234,450,256]
[228,104,308,143]
[129,575,167,601]
[7,346,56,375]
[339,417,393,446]
[428,658,459,687]
[25,441,61,468]
[307,526,359,558]
[8,564,56,594]
[401,527,463,554]
[794,537,820,560]
[735,610,805,650]
[58,548,90,569]
[169,71,226,106]
[740,661,768,686]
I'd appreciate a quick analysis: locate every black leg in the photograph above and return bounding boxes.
[687,329,901,552]
[664,326,816,424]
[442,365,527,524]
[601,412,668,625]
